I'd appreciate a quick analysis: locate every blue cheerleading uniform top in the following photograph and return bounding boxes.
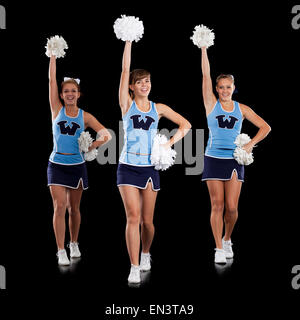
[119,100,159,166]
[205,100,243,159]
[49,107,85,165]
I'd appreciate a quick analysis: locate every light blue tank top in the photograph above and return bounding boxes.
[120,100,159,166]
[49,107,85,165]
[205,100,243,158]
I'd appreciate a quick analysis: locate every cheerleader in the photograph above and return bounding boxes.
[200,47,271,263]
[118,41,191,283]
[47,55,111,265]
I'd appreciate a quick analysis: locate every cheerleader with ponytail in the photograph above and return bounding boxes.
[191,25,271,263]
[46,36,112,266]
[114,16,191,284]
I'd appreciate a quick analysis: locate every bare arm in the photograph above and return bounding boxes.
[156,104,192,148]
[119,41,133,116]
[84,112,112,151]
[49,55,62,119]
[201,47,217,114]
[240,104,271,153]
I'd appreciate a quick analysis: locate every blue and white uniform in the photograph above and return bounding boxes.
[119,100,158,166]
[202,100,245,181]
[49,107,85,165]
[47,107,88,189]
[205,100,243,158]
[117,100,160,190]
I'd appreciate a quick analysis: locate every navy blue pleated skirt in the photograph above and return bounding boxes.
[47,161,88,190]
[202,155,244,182]
[117,163,160,191]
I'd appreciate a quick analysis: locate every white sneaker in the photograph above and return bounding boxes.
[57,249,70,266]
[128,265,141,284]
[140,252,151,271]
[68,242,81,258]
[222,237,234,258]
[214,248,227,264]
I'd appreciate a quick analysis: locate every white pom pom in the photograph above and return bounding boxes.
[113,15,144,42]
[233,133,254,165]
[234,133,251,148]
[78,131,98,161]
[84,149,98,161]
[190,24,215,48]
[151,134,177,171]
[45,35,68,58]
[78,131,93,153]
[233,147,254,165]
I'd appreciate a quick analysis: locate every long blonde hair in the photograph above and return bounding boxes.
[216,74,234,85]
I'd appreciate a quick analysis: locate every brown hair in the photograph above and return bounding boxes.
[216,74,235,85]
[129,69,151,98]
[61,79,81,92]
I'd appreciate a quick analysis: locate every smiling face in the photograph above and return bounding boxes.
[130,76,151,98]
[129,69,151,99]
[216,78,235,102]
[60,82,80,107]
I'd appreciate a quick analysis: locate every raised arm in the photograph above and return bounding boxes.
[201,47,217,114]
[119,41,133,115]
[49,55,62,119]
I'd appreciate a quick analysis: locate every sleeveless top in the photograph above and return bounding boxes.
[205,100,243,159]
[49,107,85,165]
[119,100,159,166]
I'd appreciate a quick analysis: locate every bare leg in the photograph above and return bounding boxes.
[118,186,141,266]
[50,185,68,250]
[224,171,242,241]
[67,182,83,243]
[140,182,158,253]
[206,180,225,249]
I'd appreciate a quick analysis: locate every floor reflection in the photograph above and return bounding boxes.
[214,258,234,276]
[128,270,151,288]
[141,270,151,284]
[58,257,81,274]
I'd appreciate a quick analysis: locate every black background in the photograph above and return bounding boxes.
[0,0,299,316]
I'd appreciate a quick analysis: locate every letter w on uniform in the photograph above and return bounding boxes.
[216,115,238,129]
[57,121,81,136]
[130,115,155,130]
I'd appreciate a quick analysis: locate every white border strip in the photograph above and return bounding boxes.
[48,178,89,190]
[201,169,244,182]
[117,177,160,191]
